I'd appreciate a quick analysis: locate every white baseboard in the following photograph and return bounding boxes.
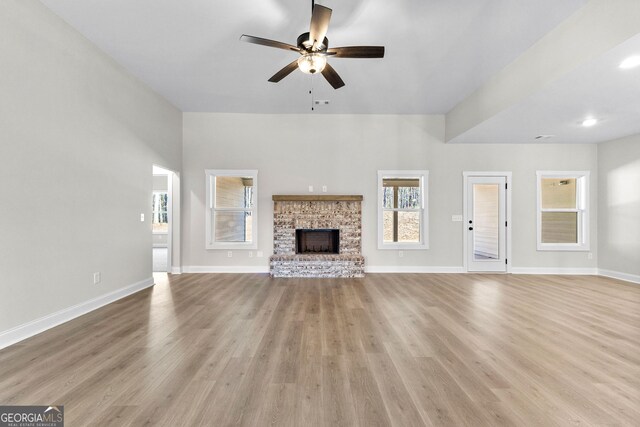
[182,265,270,273]
[511,267,598,275]
[598,269,640,284]
[365,266,466,273]
[170,266,182,274]
[0,277,154,350]
[184,265,465,274]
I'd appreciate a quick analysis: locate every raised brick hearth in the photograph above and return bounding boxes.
[269,195,365,278]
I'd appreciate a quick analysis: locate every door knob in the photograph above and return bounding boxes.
[468,227,473,231]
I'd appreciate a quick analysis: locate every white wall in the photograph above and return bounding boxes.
[182,113,597,272]
[598,134,640,279]
[0,1,182,334]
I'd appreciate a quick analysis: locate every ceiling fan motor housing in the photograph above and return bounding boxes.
[297,32,328,52]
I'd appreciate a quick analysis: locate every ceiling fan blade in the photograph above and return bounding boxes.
[268,59,299,83]
[321,63,345,89]
[240,34,299,52]
[309,5,332,50]
[326,46,385,58]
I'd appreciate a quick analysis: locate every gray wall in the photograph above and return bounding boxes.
[182,113,597,271]
[0,1,182,332]
[598,134,640,277]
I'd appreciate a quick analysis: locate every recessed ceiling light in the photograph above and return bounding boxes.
[620,55,640,69]
[582,117,598,127]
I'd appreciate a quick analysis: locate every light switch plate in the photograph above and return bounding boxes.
[451,215,463,222]
[308,185,314,192]
[140,213,145,222]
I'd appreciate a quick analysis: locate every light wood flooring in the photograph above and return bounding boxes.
[0,273,639,426]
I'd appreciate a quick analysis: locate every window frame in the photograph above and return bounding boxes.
[205,169,258,250]
[152,191,169,234]
[377,170,429,250]
[536,170,590,251]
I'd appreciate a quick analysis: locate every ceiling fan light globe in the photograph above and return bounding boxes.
[297,53,327,74]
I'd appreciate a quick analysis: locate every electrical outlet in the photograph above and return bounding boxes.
[398,251,404,258]
[227,251,232,258]
[322,185,327,192]
[308,185,314,192]
[93,272,101,285]
[588,252,593,260]
[257,251,264,258]
[140,213,145,222]
[249,251,253,258]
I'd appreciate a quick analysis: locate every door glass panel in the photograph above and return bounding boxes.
[473,184,499,260]
[541,212,578,243]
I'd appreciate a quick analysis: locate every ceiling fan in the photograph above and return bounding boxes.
[240,1,385,89]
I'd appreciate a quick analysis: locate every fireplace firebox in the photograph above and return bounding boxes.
[296,229,339,254]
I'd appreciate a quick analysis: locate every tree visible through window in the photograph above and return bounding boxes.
[378,171,429,249]
[383,179,421,243]
[152,192,168,233]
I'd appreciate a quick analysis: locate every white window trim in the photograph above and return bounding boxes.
[205,169,258,250]
[377,170,429,250]
[536,170,590,251]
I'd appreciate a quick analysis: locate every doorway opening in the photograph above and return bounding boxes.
[463,172,512,273]
[153,165,180,273]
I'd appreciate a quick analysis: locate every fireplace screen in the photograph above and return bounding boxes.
[296,229,339,254]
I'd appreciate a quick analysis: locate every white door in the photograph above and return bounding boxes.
[466,176,507,272]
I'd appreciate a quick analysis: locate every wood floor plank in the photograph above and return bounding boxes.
[0,272,637,426]
[321,355,357,426]
[366,351,428,427]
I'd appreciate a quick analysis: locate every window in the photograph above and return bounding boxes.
[152,192,168,233]
[536,171,590,251]
[377,170,428,249]
[205,170,257,249]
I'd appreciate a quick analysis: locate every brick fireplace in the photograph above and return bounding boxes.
[269,195,365,278]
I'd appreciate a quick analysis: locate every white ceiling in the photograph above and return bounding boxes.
[38,0,640,144]
[450,32,640,144]
[39,0,586,113]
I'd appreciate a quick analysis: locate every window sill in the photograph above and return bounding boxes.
[537,244,590,252]
[378,243,429,250]
[206,242,258,250]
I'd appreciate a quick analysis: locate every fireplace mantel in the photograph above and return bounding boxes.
[272,195,363,202]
